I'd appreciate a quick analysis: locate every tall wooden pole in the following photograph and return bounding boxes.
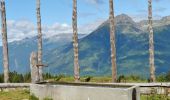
[72,0,80,82]
[109,0,117,82]
[36,0,43,81]
[1,0,9,83]
[148,0,156,82]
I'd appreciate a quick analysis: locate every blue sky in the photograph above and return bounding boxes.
[0,0,170,43]
[5,0,170,24]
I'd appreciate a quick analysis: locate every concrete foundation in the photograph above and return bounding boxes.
[30,83,140,100]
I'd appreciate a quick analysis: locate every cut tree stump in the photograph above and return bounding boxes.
[30,52,39,83]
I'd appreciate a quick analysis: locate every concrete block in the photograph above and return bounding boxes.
[30,83,140,100]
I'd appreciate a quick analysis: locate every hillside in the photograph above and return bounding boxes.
[45,14,170,77]
[1,14,170,77]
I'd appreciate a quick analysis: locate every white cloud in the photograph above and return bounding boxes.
[79,19,105,34]
[0,20,73,43]
[43,22,72,38]
[85,0,104,5]
[131,14,162,22]
[0,20,36,42]
[0,19,105,44]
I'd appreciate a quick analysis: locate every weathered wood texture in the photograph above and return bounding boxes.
[0,83,30,88]
[72,0,80,82]
[109,0,117,82]
[1,0,9,83]
[30,52,39,83]
[36,0,43,82]
[148,0,156,82]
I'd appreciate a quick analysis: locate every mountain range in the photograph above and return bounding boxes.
[1,14,170,78]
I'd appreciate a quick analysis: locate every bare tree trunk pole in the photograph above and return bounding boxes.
[109,0,117,83]
[1,0,9,83]
[72,0,80,82]
[36,0,43,81]
[148,0,156,82]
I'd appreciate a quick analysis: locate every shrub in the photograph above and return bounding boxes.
[29,94,39,100]
[43,97,53,100]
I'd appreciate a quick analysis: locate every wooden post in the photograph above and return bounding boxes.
[109,0,117,82]
[72,0,80,82]
[1,0,9,83]
[36,0,43,81]
[148,0,156,82]
[30,52,39,83]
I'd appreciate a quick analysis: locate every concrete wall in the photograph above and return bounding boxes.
[30,84,140,100]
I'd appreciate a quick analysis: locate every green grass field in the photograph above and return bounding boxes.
[46,75,147,83]
[0,89,30,100]
[141,94,170,100]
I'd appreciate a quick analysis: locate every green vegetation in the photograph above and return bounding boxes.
[0,89,30,100]
[0,71,170,100]
[43,97,53,100]
[44,74,170,83]
[141,94,170,100]
[0,89,52,100]
[156,71,170,82]
[117,75,146,83]
[0,71,170,83]
[29,94,39,100]
[0,71,31,83]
